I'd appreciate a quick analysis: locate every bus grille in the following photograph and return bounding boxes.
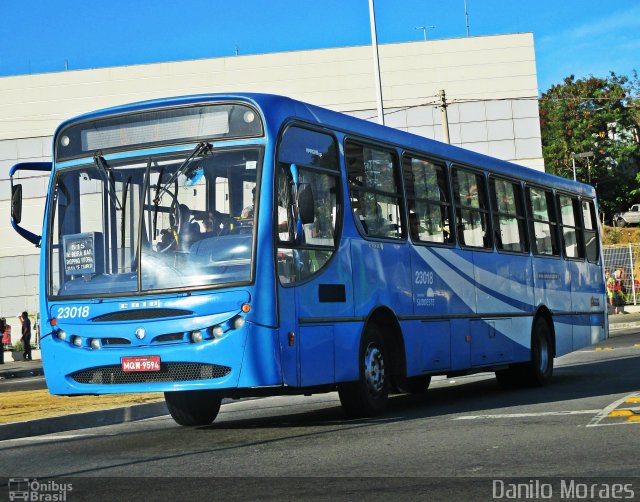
[70,363,231,385]
[91,309,192,322]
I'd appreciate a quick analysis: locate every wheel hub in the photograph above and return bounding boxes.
[364,344,385,394]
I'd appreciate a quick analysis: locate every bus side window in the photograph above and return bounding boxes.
[346,142,404,239]
[403,155,453,244]
[526,186,560,257]
[452,167,491,249]
[558,194,584,259]
[489,177,528,253]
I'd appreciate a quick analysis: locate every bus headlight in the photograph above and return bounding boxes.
[72,336,83,347]
[212,325,224,338]
[191,330,203,343]
[57,329,67,341]
[232,316,245,330]
[90,338,101,350]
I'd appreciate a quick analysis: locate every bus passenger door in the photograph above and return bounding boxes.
[275,130,344,387]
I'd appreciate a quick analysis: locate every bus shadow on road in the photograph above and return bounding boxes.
[206,352,640,429]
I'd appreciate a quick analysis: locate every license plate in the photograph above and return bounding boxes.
[121,356,161,372]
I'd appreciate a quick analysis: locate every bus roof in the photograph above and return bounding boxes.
[55,92,596,199]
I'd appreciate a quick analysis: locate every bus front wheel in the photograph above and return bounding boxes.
[164,389,222,426]
[496,317,554,388]
[338,325,389,418]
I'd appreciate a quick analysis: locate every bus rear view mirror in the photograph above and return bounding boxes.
[9,161,52,247]
[297,183,315,224]
[11,184,23,224]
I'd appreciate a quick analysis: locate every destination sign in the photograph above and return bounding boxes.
[63,233,96,276]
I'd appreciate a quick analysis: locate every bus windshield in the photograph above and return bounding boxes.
[48,146,261,297]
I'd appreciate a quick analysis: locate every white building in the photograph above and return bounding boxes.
[0,33,543,317]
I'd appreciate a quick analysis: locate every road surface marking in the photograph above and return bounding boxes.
[608,410,634,417]
[453,410,599,420]
[588,392,640,427]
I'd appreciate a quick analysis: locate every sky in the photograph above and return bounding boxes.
[0,0,639,93]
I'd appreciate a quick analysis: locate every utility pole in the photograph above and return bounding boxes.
[369,0,385,125]
[464,0,470,37]
[439,89,450,144]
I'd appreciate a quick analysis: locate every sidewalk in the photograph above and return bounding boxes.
[607,304,640,332]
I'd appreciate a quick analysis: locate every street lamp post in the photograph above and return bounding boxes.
[415,25,436,41]
[571,151,594,182]
[368,0,385,125]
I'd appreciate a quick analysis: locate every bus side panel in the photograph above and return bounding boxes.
[334,322,365,383]
[472,252,534,363]
[532,258,573,356]
[409,247,477,372]
[350,240,412,318]
[569,260,607,349]
[401,320,451,376]
[237,325,283,388]
[410,247,477,316]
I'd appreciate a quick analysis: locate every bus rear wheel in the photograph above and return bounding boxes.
[164,389,222,426]
[496,317,554,388]
[338,325,389,418]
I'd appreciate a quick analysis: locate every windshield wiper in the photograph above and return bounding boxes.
[93,154,122,210]
[153,142,212,204]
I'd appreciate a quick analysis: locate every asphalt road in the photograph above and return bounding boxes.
[1,332,640,500]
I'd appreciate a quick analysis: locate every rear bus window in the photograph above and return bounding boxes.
[582,199,599,262]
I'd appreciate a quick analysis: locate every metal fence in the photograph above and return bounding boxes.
[602,244,640,305]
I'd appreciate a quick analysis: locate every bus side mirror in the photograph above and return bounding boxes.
[9,161,52,247]
[297,183,315,225]
[11,184,23,224]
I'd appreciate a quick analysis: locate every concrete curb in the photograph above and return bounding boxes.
[0,367,44,380]
[609,322,640,333]
[0,401,168,441]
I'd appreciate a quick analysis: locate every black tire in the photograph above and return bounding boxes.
[395,375,432,394]
[617,218,627,228]
[164,389,222,426]
[338,325,389,418]
[496,317,554,388]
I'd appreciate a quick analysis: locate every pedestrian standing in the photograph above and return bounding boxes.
[0,317,5,364]
[19,312,32,361]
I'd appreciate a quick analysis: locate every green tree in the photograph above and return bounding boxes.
[539,73,640,220]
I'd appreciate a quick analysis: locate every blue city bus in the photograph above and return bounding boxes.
[10,93,607,426]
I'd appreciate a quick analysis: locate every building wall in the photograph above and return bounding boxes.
[0,33,543,316]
